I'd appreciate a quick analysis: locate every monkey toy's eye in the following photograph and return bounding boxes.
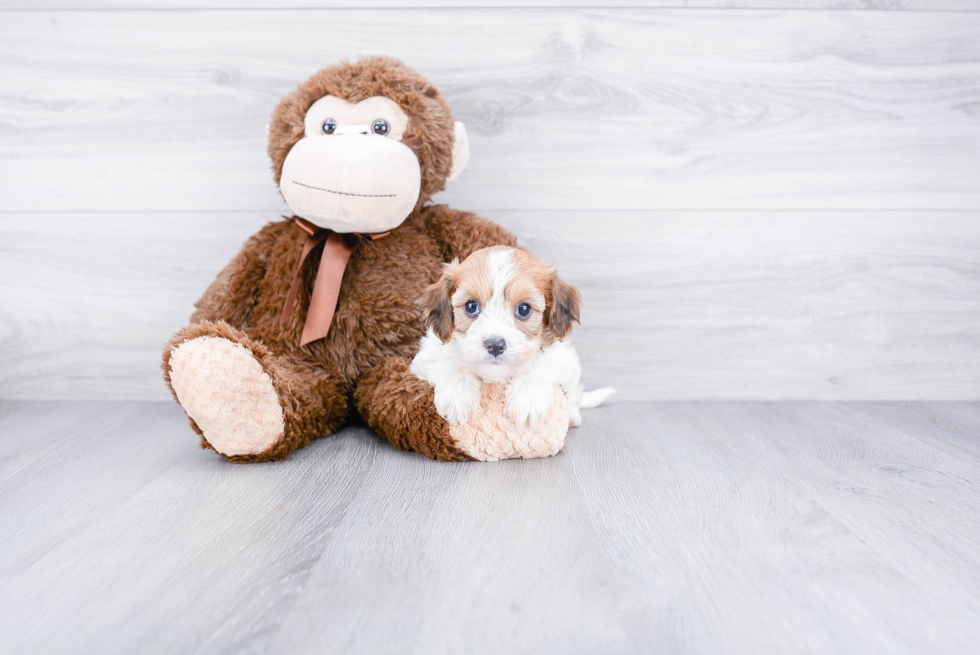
[516,302,532,320]
[322,119,337,135]
[464,300,480,317]
[372,119,389,136]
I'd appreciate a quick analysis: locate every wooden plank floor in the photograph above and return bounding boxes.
[1,401,978,654]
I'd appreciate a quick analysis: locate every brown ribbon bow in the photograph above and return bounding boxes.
[281,217,388,346]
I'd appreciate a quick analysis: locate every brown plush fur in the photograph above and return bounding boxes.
[355,357,474,462]
[163,57,517,462]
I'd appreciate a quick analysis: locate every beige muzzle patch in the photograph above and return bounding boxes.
[279,133,422,234]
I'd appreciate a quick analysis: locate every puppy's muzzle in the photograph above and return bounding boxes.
[484,337,507,358]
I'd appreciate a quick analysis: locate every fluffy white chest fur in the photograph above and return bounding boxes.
[410,246,613,461]
[412,332,588,428]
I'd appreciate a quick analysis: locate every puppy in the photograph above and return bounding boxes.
[410,245,614,428]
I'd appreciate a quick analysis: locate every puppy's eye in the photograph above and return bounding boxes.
[464,300,480,317]
[516,302,532,320]
[322,119,337,135]
[372,119,389,136]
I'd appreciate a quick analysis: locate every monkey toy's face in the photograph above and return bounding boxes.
[272,61,470,235]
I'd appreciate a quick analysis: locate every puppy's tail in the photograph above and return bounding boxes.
[579,387,616,409]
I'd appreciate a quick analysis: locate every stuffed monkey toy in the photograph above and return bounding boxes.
[163,56,520,462]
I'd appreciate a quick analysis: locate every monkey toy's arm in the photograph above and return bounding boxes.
[421,204,519,262]
[188,222,283,328]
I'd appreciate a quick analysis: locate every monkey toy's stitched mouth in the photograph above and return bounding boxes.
[292,180,396,198]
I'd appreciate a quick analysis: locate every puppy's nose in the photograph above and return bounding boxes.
[484,337,506,357]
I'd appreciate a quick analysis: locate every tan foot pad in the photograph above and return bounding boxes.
[168,336,285,457]
[449,383,568,461]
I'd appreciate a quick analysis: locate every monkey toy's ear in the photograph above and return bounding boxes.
[446,122,470,182]
[419,260,458,343]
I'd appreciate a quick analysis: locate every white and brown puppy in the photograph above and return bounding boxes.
[411,245,613,428]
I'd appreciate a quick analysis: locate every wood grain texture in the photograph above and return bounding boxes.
[2,210,978,401]
[1,9,979,212]
[4,1,980,9]
[849,401,980,462]
[2,400,979,653]
[514,210,980,401]
[0,401,382,654]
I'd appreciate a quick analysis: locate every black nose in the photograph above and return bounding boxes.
[484,337,506,357]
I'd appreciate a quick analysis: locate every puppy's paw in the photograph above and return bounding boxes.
[562,381,584,428]
[506,379,555,426]
[434,375,481,425]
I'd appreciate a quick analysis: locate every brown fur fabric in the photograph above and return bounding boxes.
[355,357,473,462]
[162,57,518,462]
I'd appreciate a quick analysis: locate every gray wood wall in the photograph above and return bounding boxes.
[1,2,978,401]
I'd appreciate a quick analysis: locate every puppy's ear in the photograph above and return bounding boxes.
[419,260,458,343]
[547,273,581,341]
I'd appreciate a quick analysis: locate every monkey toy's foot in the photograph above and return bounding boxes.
[165,328,285,459]
[164,321,348,463]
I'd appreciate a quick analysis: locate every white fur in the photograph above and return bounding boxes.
[506,339,580,426]
[410,330,481,425]
[411,248,614,427]
[486,249,514,297]
[580,387,616,409]
[412,329,609,427]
